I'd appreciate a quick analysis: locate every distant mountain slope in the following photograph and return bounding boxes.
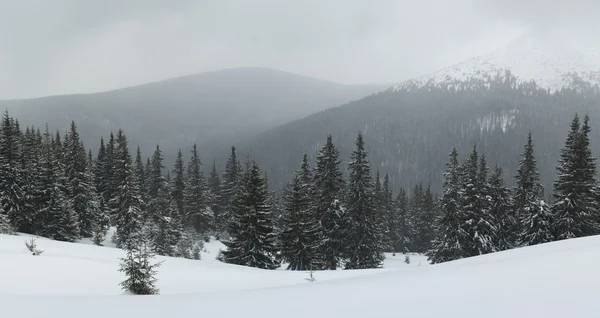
[0,67,385,159]
[233,34,600,192]
[396,32,600,92]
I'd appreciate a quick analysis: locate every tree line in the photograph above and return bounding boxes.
[428,113,599,263]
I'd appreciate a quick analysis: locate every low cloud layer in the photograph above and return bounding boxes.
[0,0,595,99]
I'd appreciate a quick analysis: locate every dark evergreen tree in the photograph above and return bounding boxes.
[461,146,495,257]
[406,184,422,252]
[171,149,186,220]
[207,160,221,232]
[280,154,321,270]
[551,114,600,239]
[428,148,464,263]
[415,184,436,253]
[488,167,515,251]
[64,121,97,237]
[134,146,147,210]
[394,187,410,253]
[94,137,108,202]
[119,243,162,295]
[38,127,79,241]
[514,132,548,246]
[220,158,279,269]
[105,132,116,221]
[146,145,166,221]
[183,144,211,234]
[217,146,241,234]
[313,135,346,270]
[111,130,144,249]
[381,174,397,252]
[343,133,384,269]
[0,111,24,229]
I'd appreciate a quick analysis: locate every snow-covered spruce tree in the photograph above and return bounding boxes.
[183,144,212,235]
[171,149,186,222]
[133,146,147,213]
[428,148,465,264]
[313,135,347,270]
[473,154,497,255]
[406,184,422,252]
[343,133,384,269]
[0,111,25,230]
[217,146,241,234]
[105,133,117,222]
[37,126,80,242]
[207,160,221,234]
[488,167,515,251]
[15,126,42,234]
[381,174,397,252]
[146,144,166,221]
[415,184,436,253]
[461,146,495,257]
[110,130,144,250]
[94,137,108,202]
[551,114,600,239]
[220,158,279,269]
[280,154,321,270]
[394,188,410,253]
[145,186,180,257]
[0,212,13,234]
[64,121,98,237]
[514,132,551,246]
[119,243,163,295]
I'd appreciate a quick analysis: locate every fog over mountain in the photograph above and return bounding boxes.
[0,67,385,160]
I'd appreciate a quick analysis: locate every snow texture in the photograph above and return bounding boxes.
[1,231,599,317]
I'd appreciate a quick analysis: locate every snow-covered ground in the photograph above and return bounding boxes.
[1,232,598,317]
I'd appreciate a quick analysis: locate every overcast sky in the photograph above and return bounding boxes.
[0,0,597,99]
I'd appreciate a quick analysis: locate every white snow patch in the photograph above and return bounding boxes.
[394,32,600,92]
[1,232,598,318]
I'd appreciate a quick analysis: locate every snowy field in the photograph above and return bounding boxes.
[1,232,598,318]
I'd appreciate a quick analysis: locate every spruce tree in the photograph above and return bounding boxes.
[415,184,436,253]
[38,127,79,241]
[64,121,98,237]
[146,145,166,221]
[218,146,241,234]
[428,148,464,263]
[343,133,384,269]
[551,114,600,239]
[313,135,347,270]
[488,167,515,251]
[381,174,397,252]
[280,154,321,270]
[119,243,162,295]
[461,146,495,257]
[134,146,147,211]
[220,158,279,269]
[105,132,116,221]
[207,160,221,232]
[111,130,144,250]
[514,133,554,246]
[0,111,24,229]
[183,144,211,234]
[94,137,108,202]
[171,149,186,221]
[15,126,40,234]
[472,154,497,255]
[395,187,410,253]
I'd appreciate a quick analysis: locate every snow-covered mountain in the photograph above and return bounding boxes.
[395,32,600,92]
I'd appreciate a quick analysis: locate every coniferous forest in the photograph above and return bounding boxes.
[1,108,599,270]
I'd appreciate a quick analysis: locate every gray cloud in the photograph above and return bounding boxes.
[5,0,595,99]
